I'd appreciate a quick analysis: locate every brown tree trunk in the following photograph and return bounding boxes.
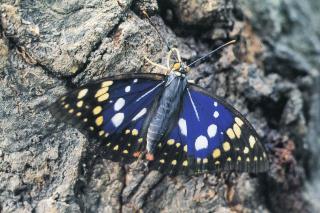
[0,0,319,212]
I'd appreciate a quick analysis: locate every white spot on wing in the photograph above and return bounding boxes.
[132,108,147,121]
[111,113,124,127]
[214,102,218,107]
[195,135,208,151]
[114,98,125,111]
[207,124,217,138]
[125,86,131,93]
[213,111,219,118]
[133,79,138,83]
[178,118,187,136]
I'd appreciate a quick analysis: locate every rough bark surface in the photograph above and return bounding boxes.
[0,0,319,212]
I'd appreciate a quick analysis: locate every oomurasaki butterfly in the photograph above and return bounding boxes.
[50,42,269,175]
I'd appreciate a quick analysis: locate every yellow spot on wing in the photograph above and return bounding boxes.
[246,157,250,162]
[226,128,235,139]
[183,145,188,152]
[237,156,242,161]
[76,112,82,117]
[176,143,181,148]
[138,138,143,143]
[249,135,256,148]
[101,81,113,87]
[76,101,83,108]
[125,129,130,134]
[123,150,128,154]
[254,156,258,161]
[233,123,241,138]
[95,87,109,98]
[203,158,208,164]
[78,89,88,99]
[243,147,249,154]
[132,129,138,136]
[113,145,119,151]
[182,160,188,166]
[197,158,201,164]
[93,106,102,115]
[99,130,105,136]
[212,149,221,158]
[223,142,231,152]
[171,160,177,165]
[227,157,232,162]
[167,139,175,145]
[235,117,244,127]
[95,116,103,126]
[215,161,220,165]
[160,159,165,164]
[97,93,109,102]
[68,109,74,114]
[64,104,70,109]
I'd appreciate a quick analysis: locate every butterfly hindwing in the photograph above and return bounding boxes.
[150,84,268,175]
[50,73,166,163]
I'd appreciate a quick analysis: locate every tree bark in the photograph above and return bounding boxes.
[0,0,319,212]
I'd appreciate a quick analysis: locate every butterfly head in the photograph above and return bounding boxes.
[171,62,190,75]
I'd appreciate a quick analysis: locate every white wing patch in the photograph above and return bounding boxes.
[195,135,208,151]
[114,98,125,111]
[132,108,147,121]
[111,113,124,127]
[207,124,217,138]
[178,118,187,136]
[125,85,131,93]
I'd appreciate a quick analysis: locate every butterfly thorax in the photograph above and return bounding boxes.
[146,72,187,154]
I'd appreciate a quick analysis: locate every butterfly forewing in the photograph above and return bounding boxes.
[50,73,166,163]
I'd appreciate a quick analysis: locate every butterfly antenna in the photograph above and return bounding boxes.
[187,40,237,67]
[142,11,172,51]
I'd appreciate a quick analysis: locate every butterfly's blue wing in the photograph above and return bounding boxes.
[150,84,268,175]
[50,73,166,163]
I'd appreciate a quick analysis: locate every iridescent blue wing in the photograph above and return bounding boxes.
[149,84,269,175]
[50,73,166,163]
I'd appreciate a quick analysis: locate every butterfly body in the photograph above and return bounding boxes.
[146,71,187,158]
[50,49,269,175]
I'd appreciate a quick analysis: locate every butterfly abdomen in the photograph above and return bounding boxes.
[146,74,187,154]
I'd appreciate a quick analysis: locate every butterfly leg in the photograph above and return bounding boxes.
[143,56,170,74]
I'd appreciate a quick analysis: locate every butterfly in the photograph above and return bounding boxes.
[50,45,269,176]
